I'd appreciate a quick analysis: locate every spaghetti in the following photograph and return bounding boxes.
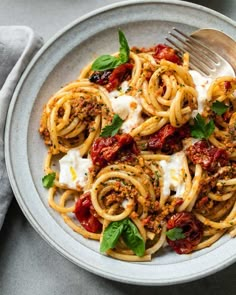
[39,30,236,261]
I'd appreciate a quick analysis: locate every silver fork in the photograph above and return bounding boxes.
[166,27,235,79]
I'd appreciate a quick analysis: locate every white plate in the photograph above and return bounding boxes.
[5,0,236,286]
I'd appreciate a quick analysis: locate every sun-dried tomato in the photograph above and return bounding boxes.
[224,81,232,91]
[74,192,102,233]
[89,70,112,85]
[148,124,190,154]
[91,133,139,167]
[166,212,203,254]
[105,63,133,92]
[89,63,133,92]
[148,124,176,150]
[153,44,182,64]
[186,140,229,171]
[222,109,233,122]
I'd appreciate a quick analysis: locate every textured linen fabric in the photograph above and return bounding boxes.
[0,26,43,229]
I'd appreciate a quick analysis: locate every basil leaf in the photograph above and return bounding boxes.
[100,114,124,137]
[91,30,130,71]
[91,55,122,71]
[100,219,145,256]
[191,113,215,139]
[211,101,229,115]
[166,227,185,241]
[100,220,125,252]
[42,172,56,188]
[118,29,130,63]
[122,219,145,257]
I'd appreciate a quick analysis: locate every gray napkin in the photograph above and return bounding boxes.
[0,26,43,229]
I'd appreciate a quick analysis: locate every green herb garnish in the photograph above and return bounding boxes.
[100,114,124,137]
[118,30,130,63]
[100,218,145,256]
[211,101,229,116]
[166,227,185,241]
[91,30,130,71]
[42,172,56,188]
[191,113,215,139]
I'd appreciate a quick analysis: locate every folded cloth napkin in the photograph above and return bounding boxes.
[0,26,43,229]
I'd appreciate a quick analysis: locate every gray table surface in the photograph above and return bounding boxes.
[0,0,236,294]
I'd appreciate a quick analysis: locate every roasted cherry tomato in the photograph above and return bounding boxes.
[153,44,182,64]
[74,192,102,233]
[89,70,112,85]
[148,124,190,154]
[91,133,139,168]
[105,63,133,92]
[224,81,232,91]
[89,63,133,92]
[166,212,203,254]
[186,140,229,171]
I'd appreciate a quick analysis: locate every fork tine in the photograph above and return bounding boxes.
[165,36,212,75]
[166,36,212,75]
[165,28,225,75]
[188,57,212,75]
[167,31,218,70]
[165,37,185,54]
[165,27,235,79]
[172,28,219,64]
[186,63,210,76]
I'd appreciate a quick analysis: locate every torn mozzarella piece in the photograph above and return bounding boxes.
[109,81,130,99]
[108,93,144,133]
[59,149,92,189]
[121,199,129,209]
[159,152,187,198]
[189,70,212,117]
[108,81,144,133]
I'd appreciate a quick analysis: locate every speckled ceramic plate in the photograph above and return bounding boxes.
[5,0,236,286]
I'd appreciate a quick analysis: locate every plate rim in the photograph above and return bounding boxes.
[5,0,236,286]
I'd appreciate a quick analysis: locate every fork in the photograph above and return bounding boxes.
[166,27,235,79]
